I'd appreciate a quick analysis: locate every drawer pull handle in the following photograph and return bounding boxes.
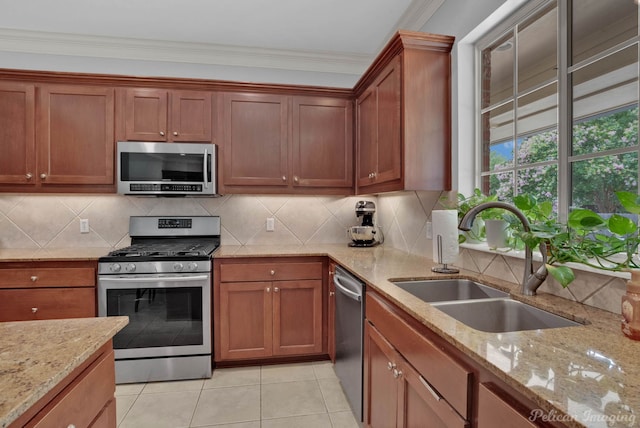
[31,307,38,313]
[419,375,441,401]
[270,270,275,276]
[30,276,38,282]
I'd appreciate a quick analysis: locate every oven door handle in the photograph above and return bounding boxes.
[99,275,210,283]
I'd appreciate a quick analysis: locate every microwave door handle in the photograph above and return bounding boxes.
[203,148,209,189]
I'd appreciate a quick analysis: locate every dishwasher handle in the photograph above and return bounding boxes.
[333,269,363,302]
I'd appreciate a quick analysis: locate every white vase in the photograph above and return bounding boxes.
[484,219,508,249]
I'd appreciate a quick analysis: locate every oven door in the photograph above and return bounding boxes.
[98,273,211,359]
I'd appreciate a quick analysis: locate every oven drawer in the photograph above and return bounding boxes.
[0,268,96,288]
[220,262,323,282]
[0,288,96,321]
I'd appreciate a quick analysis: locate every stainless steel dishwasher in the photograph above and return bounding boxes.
[333,265,365,421]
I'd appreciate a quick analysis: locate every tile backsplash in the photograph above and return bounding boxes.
[0,190,625,314]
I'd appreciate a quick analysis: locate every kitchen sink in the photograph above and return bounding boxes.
[431,298,581,333]
[392,279,509,303]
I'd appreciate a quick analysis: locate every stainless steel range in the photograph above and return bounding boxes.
[98,216,220,384]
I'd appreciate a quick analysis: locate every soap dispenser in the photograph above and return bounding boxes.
[622,270,640,340]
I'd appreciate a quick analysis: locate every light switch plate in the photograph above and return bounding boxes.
[80,218,90,234]
[266,217,275,232]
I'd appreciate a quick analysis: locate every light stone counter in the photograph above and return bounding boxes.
[3,244,639,426]
[0,316,129,428]
[215,244,640,428]
[0,247,112,262]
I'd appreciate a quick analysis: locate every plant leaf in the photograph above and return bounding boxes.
[608,214,637,235]
[546,264,575,287]
[616,191,640,214]
[568,209,605,230]
[514,194,536,211]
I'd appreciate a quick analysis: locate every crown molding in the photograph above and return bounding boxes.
[382,0,446,50]
[0,28,371,75]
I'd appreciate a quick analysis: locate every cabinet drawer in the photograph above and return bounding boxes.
[366,292,472,419]
[478,383,541,428]
[28,350,115,428]
[0,268,95,288]
[0,288,96,321]
[220,262,323,282]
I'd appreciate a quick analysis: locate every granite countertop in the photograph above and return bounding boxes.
[2,244,639,427]
[0,316,129,428]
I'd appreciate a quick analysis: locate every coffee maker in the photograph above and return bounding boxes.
[347,201,382,247]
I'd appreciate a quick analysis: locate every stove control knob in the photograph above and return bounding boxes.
[187,262,198,272]
[110,263,121,273]
[173,262,184,272]
[125,263,136,273]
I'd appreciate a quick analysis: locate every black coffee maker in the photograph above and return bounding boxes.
[347,201,381,247]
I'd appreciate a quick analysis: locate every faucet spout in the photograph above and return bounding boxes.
[458,201,548,296]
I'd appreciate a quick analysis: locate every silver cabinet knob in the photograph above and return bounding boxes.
[392,368,403,379]
[67,424,76,428]
[40,173,47,179]
[266,287,271,293]
[293,176,299,183]
[30,275,38,282]
[274,287,279,293]
[329,291,335,296]
[31,307,38,313]
[281,176,287,181]
[26,173,32,180]
[160,131,165,136]
[173,131,178,136]
[270,270,275,276]
[387,362,396,371]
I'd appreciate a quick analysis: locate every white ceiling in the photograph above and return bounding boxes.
[0,0,445,77]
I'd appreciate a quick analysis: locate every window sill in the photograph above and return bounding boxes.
[460,242,632,280]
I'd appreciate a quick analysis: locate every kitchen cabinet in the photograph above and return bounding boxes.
[354,31,455,194]
[364,290,470,427]
[214,257,326,362]
[0,261,97,322]
[219,92,353,195]
[478,383,543,428]
[120,88,212,142]
[9,343,116,428]
[0,83,115,192]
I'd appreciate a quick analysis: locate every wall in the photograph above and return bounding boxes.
[0,194,374,250]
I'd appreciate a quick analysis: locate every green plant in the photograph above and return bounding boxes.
[518,191,640,287]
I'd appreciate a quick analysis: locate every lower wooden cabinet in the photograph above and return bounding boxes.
[214,257,327,362]
[10,343,116,428]
[478,383,542,428]
[0,261,97,322]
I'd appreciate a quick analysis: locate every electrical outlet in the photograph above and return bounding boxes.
[426,221,432,239]
[80,218,90,234]
[266,217,275,232]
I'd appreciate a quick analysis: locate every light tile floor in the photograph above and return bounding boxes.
[115,361,361,428]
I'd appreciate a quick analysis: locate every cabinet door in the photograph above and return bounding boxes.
[170,90,212,142]
[219,281,273,360]
[356,87,378,187]
[37,85,115,185]
[124,88,168,141]
[374,56,402,184]
[364,322,400,428]
[222,92,289,186]
[478,383,540,428]
[0,82,36,185]
[0,288,96,322]
[328,264,336,363]
[292,96,353,188]
[272,279,323,356]
[398,359,469,428]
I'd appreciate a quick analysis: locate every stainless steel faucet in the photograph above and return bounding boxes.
[458,201,548,296]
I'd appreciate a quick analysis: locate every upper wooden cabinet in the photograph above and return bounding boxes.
[219,92,353,194]
[120,88,212,142]
[0,82,115,192]
[354,31,455,194]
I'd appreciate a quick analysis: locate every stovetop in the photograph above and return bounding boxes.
[104,238,220,260]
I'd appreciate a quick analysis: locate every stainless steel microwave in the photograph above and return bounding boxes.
[117,141,217,196]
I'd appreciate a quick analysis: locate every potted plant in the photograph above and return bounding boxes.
[439,189,498,244]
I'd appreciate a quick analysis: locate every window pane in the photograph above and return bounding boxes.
[516,84,558,164]
[482,102,514,172]
[572,0,638,65]
[482,34,514,108]
[571,152,638,213]
[517,164,558,206]
[518,3,557,93]
[573,106,639,157]
[482,171,514,201]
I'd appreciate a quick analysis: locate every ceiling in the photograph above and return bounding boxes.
[0,0,444,76]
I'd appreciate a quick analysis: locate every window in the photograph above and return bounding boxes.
[477,0,639,220]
